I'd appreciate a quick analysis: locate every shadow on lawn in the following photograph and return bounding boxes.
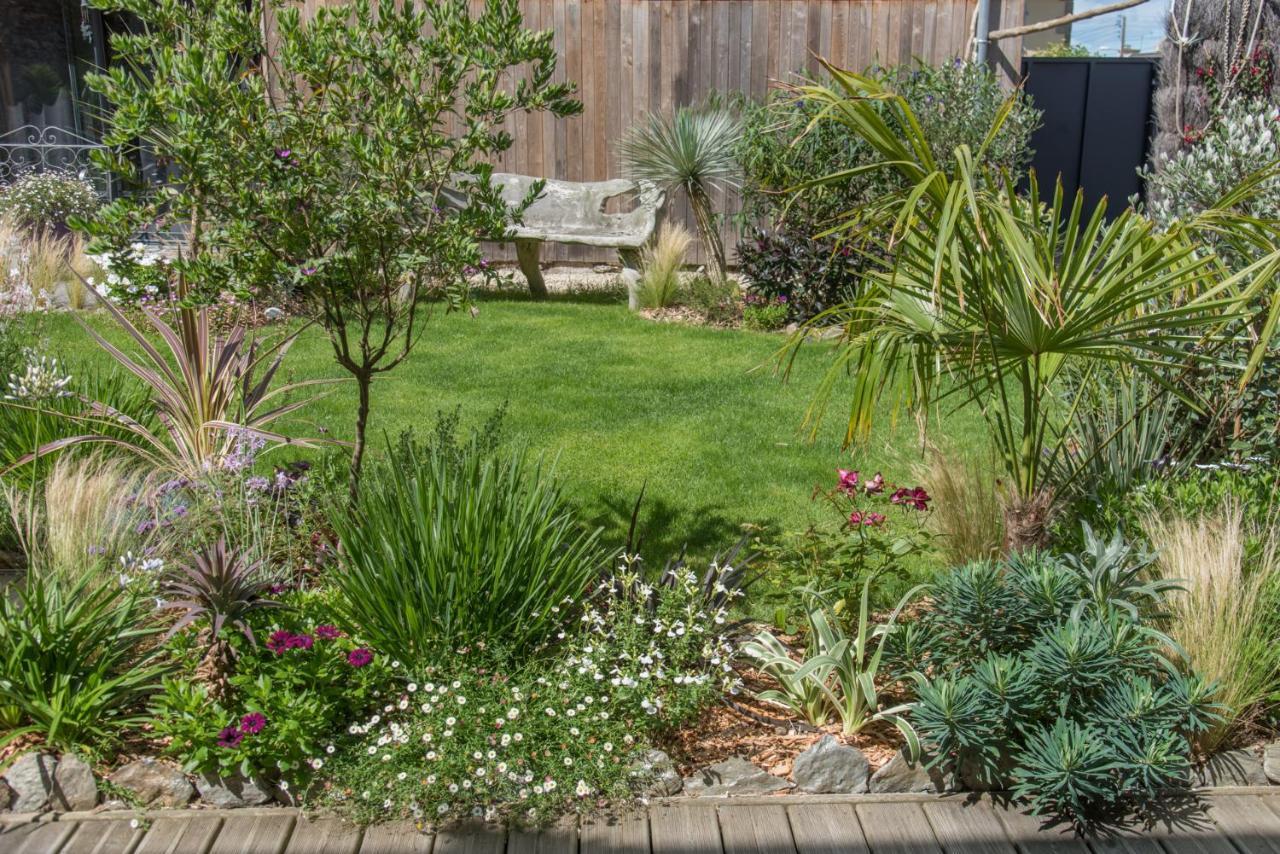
[586,491,776,568]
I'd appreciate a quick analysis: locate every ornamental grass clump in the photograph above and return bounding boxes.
[329,428,610,665]
[898,535,1225,828]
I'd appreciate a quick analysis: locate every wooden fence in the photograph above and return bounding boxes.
[289,0,1026,266]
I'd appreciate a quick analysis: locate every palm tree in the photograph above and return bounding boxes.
[781,66,1280,552]
[618,106,741,281]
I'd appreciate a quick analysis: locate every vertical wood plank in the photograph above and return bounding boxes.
[580,813,650,854]
[61,820,146,854]
[134,816,224,854]
[788,803,870,854]
[650,804,723,854]
[856,802,946,854]
[209,814,297,854]
[284,817,363,854]
[922,799,1017,854]
[358,822,434,854]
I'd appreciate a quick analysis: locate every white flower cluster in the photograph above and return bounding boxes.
[5,353,72,402]
[117,551,166,590]
[321,560,744,826]
[0,171,100,229]
[1147,100,1280,231]
[86,242,167,303]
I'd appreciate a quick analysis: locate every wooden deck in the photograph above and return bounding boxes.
[6,791,1280,854]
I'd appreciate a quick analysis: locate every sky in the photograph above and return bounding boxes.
[1069,0,1171,56]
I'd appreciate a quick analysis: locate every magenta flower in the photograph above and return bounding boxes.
[347,648,373,668]
[217,726,244,748]
[275,148,292,159]
[266,629,293,655]
[891,486,931,511]
[240,712,267,734]
[286,633,314,651]
[315,624,342,640]
[864,472,885,495]
[863,511,887,527]
[837,469,860,494]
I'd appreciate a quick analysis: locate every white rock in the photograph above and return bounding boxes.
[793,736,870,794]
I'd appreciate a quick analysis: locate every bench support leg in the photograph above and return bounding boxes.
[515,239,547,300]
[618,247,643,311]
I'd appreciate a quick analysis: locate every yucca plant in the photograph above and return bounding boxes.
[742,578,921,747]
[0,572,170,752]
[160,537,280,697]
[4,276,326,477]
[782,66,1280,552]
[619,106,741,281]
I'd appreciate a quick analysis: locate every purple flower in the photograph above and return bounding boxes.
[245,476,271,492]
[240,712,267,734]
[315,624,342,640]
[266,629,294,655]
[275,148,292,159]
[217,726,244,748]
[135,519,157,535]
[301,266,317,276]
[286,633,314,651]
[864,472,885,495]
[837,469,859,495]
[347,648,373,668]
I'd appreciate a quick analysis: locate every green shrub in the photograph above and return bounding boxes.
[732,60,1039,320]
[0,573,170,754]
[329,428,610,664]
[0,171,100,231]
[741,294,789,331]
[680,273,739,325]
[311,557,739,825]
[152,590,389,785]
[900,537,1225,826]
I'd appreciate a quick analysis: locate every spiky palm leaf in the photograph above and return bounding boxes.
[780,66,1280,550]
[618,106,741,280]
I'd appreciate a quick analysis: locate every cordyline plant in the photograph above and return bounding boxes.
[780,65,1280,552]
[86,0,581,502]
[160,538,281,698]
[3,277,324,478]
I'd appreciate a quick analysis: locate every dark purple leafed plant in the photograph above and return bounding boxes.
[160,537,281,697]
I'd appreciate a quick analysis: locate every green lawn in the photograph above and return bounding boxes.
[32,293,987,559]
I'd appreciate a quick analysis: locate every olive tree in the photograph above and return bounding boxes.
[87,0,580,500]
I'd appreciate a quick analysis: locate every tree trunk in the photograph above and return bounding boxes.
[197,637,235,703]
[689,186,727,282]
[348,370,372,508]
[1001,489,1055,555]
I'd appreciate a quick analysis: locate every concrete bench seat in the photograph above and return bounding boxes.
[488,174,665,298]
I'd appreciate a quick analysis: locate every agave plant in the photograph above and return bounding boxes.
[742,578,921,748]
[160,538,280,695]
[782,66,1280,553]
[4,275,327,477]
[618,106,741,281]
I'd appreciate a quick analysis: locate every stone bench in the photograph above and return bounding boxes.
[485,174,664,298]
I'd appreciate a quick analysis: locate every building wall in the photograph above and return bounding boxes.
[1022,0,1072,53]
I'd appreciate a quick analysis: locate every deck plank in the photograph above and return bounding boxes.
[133,816,224,854]
[357,822,434,854]
[580,812,650,854]
[1,820,79,854]
[433,819,505,854]
[719,804,797,854]
[787,803,867,854]
[61,820,147,854]
[285,817,363,854]
[649,804,722,854]
[507,817,578,854]
[856,802,944,854]
[1204,795,1280,854]
[923,800,1016,854]
[209,813,297,854]
[989,806,1089,854]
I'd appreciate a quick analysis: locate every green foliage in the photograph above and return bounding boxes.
[329,425,609,664]
[741,295,789,331]
[160,538,282,650]
[152,590,389,783]
[0,171,100,232]
[312,559,737,825]
[901,538,1225,826]
[0,574,170,754]
[619,106,741,280]
[732,60,1039,320]
[86,0,580,497]
[783,67,1280,550]
[679,273,740,325]
[743,579,920,747]
[750,467,935,627]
